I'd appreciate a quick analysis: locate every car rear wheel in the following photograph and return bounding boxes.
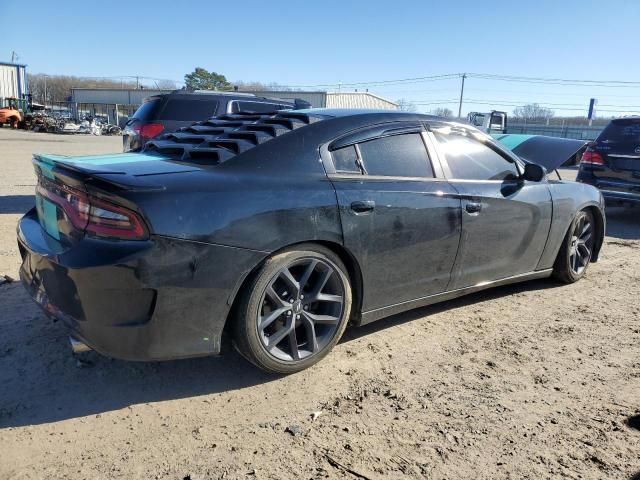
[233,244,352,374]
[553,209,595,283]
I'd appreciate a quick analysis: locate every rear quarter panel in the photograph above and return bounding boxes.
[127,122,346,253]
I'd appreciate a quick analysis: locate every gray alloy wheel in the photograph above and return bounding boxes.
[233,245,352,374]
[553,209,596,283]
[257,258,345,361]
[569,213,594,275]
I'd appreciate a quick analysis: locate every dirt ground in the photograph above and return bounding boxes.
[0,128,639,480]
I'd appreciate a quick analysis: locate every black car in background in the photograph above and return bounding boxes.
[18,110,605,373]
[122,91,309,151]
[577,116,640,206]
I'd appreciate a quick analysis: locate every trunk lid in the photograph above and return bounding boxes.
[32,152,199,244]
[492,134,588,171]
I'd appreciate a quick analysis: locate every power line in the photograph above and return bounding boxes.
[467,73,640,86]
[277,72,640,90]
[279,73,460,89]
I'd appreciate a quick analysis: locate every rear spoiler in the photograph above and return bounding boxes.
[33,153,168,192]
[492,134,589,170]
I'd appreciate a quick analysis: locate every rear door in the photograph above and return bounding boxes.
[327,123,461,313]
[430,127,552,289]
[592,118,640,194]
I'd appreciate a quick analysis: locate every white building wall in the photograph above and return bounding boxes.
[326,92,399,110]
[0,63,27,99]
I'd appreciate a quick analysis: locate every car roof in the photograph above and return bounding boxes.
[153,91,296,104]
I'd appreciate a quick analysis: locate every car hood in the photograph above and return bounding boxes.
[492,134,589,171]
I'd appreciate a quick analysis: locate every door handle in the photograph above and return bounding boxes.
[350,200,375,213]
[465,202,482,214]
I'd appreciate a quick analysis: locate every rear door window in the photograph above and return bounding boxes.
[231,101,288,114]
[157,98,219,121]
[434,131,519,181]
[357,133,433,178]
[331,145,362,173]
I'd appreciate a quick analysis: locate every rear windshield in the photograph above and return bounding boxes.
[157,98,219,121]
[598,119,640,144]
[131,98,161,121]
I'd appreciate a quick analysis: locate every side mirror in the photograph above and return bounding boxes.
[522,163,546,182]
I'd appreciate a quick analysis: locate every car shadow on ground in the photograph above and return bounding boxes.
[605,206,640,240]
[341,278,559,343]
[0,278,560,428]
[0,284,280,428]
[0,195,34,214]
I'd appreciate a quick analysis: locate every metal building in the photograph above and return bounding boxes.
[71,88,173,105]
[240,90,399,110]
[326,92,398,110]
[0,61,28,100]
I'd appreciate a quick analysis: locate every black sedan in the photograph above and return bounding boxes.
[17,110,605,373]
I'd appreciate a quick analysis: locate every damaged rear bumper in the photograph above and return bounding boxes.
[17,208,267,361]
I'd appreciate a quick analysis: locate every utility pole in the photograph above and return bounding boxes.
[11,51,17,63]
[43,75,48,109]
[457,73,466,119]
[136,76,139,89]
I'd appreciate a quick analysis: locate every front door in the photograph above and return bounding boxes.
[430,128,552,289]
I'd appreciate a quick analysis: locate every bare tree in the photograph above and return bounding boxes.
[396,98,417,112]
[512,103,555,122]
[431,107,453,118]
[27,73,136,104]
[154,79,178,90]
[231,81,293,92]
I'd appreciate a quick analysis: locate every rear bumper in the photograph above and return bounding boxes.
[17,208,267,361]
[576,170,640,204]
[600,190,640,205]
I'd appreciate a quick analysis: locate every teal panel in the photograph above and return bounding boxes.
[34,155,56,179]
[491,134,535,151]
[41,198,60,240]
[35,153,167,167]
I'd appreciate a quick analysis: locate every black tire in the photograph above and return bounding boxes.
[553,209,596,284]
[233,244,352,374]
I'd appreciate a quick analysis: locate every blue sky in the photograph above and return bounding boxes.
[2,0,639,116]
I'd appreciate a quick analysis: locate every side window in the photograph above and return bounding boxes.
[232,101,286,114]
[433,131,519,181]
[331,145,361,173]
[157,99,219,121]
[357,133,433,177]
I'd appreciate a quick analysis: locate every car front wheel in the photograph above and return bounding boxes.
[233,244,352,374]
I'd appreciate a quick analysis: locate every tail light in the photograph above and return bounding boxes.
[139,123,164,139]
[580,150,604,165]
[36,179,148,240]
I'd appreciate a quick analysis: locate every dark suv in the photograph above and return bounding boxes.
[123,91,309,151]
[577,116,640,206]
